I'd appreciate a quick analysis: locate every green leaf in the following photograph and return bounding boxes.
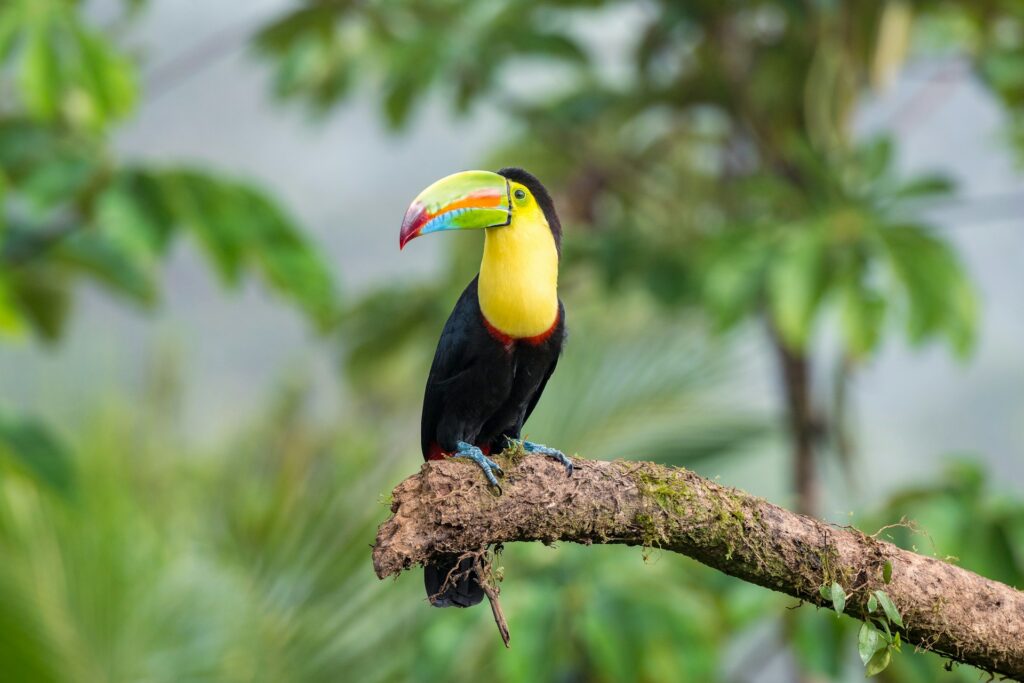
[158,171,246,281]
[18,14,61,119]
[981,51,1024,95]
[829,581,845,615]
[858,622,880,665]
[867,593,878,613]
[840,279,885,357]
[0,275,26,335]
[701,231,770,330]
[246,191,339,329]
[19,156,95,211]
[859,136,893,180]
[380,37,439,128]
[882,560,892,584]
[768,228,827,349]
[893,174,954,201]
[0,412,74,495]
[383,77,421,129]
[0,4,21,64]
[865,646,892,676]
[255,6,342,52]
[67,15,138,126]
[95,180,171,259]
[5,266,70,341]
[115,170,178,252]
[874,616,893,642]
[148,169,339,327]
[58,231,157,305]
[7,6,136,130]
[0,176,6,235]
[819,584,831,601]
[879,224,977,356]
[874,590,903,628]
[256,11,353,110]
[514,31,588,64]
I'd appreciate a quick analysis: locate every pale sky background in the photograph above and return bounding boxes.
[1,0,1022,511]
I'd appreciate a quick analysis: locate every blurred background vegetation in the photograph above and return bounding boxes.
[1,0,1023,681]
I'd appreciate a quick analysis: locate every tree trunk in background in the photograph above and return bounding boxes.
[772,334,819,516]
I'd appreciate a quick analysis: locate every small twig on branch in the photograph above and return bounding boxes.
[373,455,1024,680]
[475,555,510,648]
[433,547,510,647]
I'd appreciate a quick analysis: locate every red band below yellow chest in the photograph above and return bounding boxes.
[482,310,560,349]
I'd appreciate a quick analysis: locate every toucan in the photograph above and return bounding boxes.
[399,167,573,608]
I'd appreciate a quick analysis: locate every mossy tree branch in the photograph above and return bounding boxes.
[373,455,1024,680]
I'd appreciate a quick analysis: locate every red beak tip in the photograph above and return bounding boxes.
[399,203,427,250]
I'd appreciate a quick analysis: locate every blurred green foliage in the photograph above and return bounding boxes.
[0,315,771,682]
[0,411,74,495]
[0,0,339,342]
[2,0,1024,681]
[1,375,1020,683]
[256,0,1024,678]
[0,0,339,491]
[253,0,1022,363]
[260,4,987,548]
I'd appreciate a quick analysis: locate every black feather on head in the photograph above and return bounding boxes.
[497,167,562,252]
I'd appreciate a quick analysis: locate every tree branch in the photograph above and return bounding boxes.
[373,455,1024,679]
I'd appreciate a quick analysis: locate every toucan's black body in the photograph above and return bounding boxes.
[419,168,565,608]
[420,279,564,459]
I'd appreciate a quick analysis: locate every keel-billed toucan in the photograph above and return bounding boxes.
[399,168,573,608]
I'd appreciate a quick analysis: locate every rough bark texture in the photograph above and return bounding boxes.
[373,454,1024,680]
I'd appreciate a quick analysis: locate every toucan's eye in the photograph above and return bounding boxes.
[514,189,527,201]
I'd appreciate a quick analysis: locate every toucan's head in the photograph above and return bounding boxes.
[399,167,561,251]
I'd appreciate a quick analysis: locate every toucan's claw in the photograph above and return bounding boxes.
[518,440,574,477]
[454,441,504,491]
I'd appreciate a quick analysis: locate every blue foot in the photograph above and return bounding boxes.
[517,440,574,476]
[454,441,505,492]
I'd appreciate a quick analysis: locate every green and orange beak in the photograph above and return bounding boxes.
[399,170,512,249]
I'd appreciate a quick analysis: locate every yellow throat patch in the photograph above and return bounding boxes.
[477,187,559,339]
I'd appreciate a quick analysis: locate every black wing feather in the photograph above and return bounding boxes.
[520,301,564,427]
[521,354,558,428]
[420,280,479,457]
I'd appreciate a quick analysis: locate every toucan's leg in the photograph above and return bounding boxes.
[512,439,574,476]
[454,441,505,491]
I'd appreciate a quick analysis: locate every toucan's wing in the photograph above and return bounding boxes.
[520,355,557,428]
[521,301,565,427]
[420,278,481,458]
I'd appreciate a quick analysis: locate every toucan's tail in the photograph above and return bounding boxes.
[424,555,484,608]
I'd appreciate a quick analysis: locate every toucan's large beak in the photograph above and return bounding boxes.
[400,170,511,249]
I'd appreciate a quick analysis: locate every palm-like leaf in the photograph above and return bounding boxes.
[0,402,423,683]
[524,299,767,467]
